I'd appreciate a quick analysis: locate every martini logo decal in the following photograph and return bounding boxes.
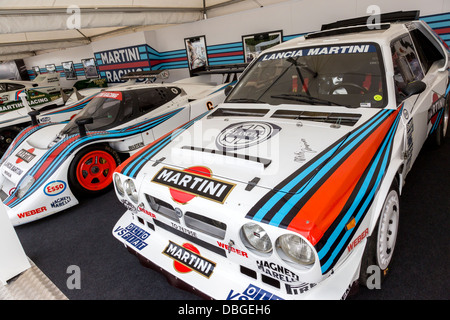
[15,148,36,164]
[163,241,216,278]
[428,92,445,122]
[151,166,235,204]
[216,121,281,151]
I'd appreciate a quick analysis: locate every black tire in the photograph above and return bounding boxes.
[359,179,400,288]
[432,95,449,147]
[0,126,22,155]
[68,144,121,198]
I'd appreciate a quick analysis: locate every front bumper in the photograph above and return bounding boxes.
[113,210,366,300]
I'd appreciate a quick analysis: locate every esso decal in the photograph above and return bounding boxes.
[44,181,66,196]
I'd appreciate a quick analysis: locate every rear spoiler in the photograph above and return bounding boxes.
[120,70,169,80]
[193,63,248,82]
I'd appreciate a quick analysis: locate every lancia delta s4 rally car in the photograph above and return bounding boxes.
[112,13,449,300]
[0,67,245,226]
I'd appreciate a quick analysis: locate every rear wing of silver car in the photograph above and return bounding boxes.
[193,63,248,83]
[120,70,170,81]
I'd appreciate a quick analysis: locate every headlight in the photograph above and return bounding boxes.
[276,234,315,266]
[124,179,138,203]
[241,223,272,254]
[114,174,124,196]
[16,175,35,199]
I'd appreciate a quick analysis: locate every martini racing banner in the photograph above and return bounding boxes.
[94,45,151,83]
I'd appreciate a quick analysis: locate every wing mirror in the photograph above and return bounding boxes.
[224,85,234,96]
[76,117,93,137]
[403,80,426,97]
[28,110,40,125]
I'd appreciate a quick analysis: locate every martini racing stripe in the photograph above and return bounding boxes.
[318,106,402,273]
[246,108,394,228]
[4,108,184,208]
[119,111,209,178]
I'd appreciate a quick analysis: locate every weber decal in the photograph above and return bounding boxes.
[163,241,216,278]
[151,166,235,204]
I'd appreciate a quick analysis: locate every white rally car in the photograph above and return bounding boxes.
[112,13,449,300]
[0,66,245,226]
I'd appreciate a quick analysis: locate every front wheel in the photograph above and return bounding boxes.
[68,145,120,198]
[359,180,400,287]
[432,96,449,147]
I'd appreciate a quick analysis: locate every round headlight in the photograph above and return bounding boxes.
[276,234,315,266]
[114,174,124,196]
[241,223,272,254]
[17,175,36,199]
[124,179,138,203]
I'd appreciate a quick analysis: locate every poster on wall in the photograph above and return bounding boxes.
[184,36,208,74]
[242,30,283,63]
[45,64,56,74]
[62,61,77,80]
[81,58,99,79]
[32,66,40,76]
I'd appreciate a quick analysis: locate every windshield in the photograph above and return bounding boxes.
[61,91,132,135]
[226,43,387,108]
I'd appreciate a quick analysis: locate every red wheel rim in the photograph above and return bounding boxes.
[75,150,117,191]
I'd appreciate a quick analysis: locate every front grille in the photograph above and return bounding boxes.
[145,194,180,223]
[184,211,227,240]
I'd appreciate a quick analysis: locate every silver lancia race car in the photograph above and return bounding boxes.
[112,13,449,299]
[0,66,246,226]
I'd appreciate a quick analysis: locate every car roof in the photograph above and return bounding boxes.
[266,22,411,52]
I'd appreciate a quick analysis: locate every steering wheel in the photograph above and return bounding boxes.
[329,83,368,95]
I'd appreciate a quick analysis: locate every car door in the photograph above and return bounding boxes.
[391,29,448,176]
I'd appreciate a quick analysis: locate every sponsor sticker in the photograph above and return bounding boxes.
[96,91,123,100]
[226,284,283,300]
[50,196,71,208]
[216,122,281,151]
[113,223,150,250]
[15,148,36,164]
[17,206,47,219]
[44,180,66,196]
[163,241,216,278]
[151,166,235,204]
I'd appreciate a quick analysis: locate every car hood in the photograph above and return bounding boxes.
[134,104,385,192]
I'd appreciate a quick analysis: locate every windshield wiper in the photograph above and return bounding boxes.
[227,98,266,104]
[271,93,352,108]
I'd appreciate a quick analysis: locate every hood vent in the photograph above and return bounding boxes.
[209,108,269,118]
[271,110,361,126]
[181,146,272,168]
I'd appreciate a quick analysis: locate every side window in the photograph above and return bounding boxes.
[7,83,25,91]
[137,87,181,114]
[0,83,7,93]
[409,27,446,73]
[391,35,424,102]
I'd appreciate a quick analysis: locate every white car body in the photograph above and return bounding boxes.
[112,17,449,299]
[0,74,63,113]
[0,70,240,226]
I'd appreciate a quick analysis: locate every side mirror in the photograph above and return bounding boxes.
[224,85,233,96]
[403,80,426,97]
[28,110,40,126]
[76,117,93,137]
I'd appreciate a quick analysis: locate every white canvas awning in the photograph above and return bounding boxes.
[0,0,289,61]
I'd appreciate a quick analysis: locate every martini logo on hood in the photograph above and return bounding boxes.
[151,166,235,204]
[216,122,281,151]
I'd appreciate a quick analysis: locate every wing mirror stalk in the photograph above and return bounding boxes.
[76,117,93,137]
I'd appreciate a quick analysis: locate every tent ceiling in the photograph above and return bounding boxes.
[0,0,289,61]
